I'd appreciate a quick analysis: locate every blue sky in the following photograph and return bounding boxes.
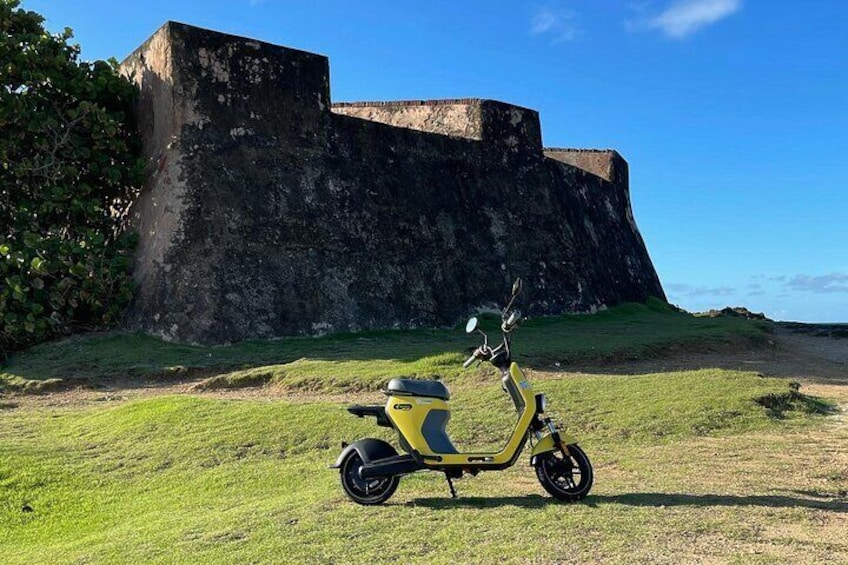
[26,0,848,321]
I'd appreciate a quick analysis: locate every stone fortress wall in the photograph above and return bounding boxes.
[120,21,665,343]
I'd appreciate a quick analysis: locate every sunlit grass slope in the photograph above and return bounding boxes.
[1,299,769,392]
[0,369,831,564]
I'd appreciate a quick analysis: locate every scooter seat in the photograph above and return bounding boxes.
[385,378,450,401]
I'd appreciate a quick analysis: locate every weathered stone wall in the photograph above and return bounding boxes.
[544,148,623,183]
[332,100,485,140]
[121,22,665,344]
[331,99,542,152]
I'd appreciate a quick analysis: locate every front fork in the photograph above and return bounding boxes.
[553,427,572,458]
[530,417,577,462]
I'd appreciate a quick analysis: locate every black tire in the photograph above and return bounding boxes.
[339,451,399,505]
[534,444,593,502]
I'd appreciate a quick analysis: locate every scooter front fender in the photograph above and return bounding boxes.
[329,438,398,469]
[530,432,579,464]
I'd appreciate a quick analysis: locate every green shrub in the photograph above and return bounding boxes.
[0,0,142,357]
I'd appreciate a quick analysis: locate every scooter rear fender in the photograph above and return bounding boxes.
[329,438,398,469]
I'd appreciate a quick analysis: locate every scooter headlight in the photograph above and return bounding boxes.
[535,393,548,413]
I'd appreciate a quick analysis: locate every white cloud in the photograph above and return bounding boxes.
[642,0,741,39]
[531,5,580,43]
[787,273,848,294]
[666,283,736,297]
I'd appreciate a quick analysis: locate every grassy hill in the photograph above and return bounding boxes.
[1,301,844,563]
[0,299,768,393]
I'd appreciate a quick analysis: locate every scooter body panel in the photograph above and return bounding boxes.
[385,396,455,457]
[387,362,537,469]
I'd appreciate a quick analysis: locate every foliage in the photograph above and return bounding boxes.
[0,0,142,357]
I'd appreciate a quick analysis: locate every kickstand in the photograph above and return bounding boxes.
[445,473,457,499]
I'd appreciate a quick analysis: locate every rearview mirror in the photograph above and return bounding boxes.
[511,277,522,297]
[465,317,479,334]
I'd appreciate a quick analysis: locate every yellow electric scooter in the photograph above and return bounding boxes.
[330,279,593,505]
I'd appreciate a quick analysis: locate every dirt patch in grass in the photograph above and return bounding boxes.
[571,325,848,384]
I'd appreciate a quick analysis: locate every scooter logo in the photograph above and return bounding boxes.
[519,380,530,389]
[393,403,413,411]
[416,398,433,405]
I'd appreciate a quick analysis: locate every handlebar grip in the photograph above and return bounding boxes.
[462,354,477,369]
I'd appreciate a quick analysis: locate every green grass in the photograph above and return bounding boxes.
[0,369,832,564]
[1,298,844,563]
[0,298,770,393]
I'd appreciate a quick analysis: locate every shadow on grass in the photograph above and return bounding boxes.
[592,492,848,512]
[407,494,557,509]
[789,489,848,500]
[409,492,848,512]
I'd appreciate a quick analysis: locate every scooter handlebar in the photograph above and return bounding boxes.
[462,353,477,369]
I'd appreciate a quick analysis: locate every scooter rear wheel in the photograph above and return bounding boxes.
[340,451,399,505]
[534,444,593,502]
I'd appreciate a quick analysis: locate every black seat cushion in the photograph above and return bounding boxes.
[386,378,450,401]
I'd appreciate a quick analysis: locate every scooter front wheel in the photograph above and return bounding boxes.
[339,451,399,505]
[534,444,593,502]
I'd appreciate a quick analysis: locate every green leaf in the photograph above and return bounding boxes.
[22,232,40,249]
